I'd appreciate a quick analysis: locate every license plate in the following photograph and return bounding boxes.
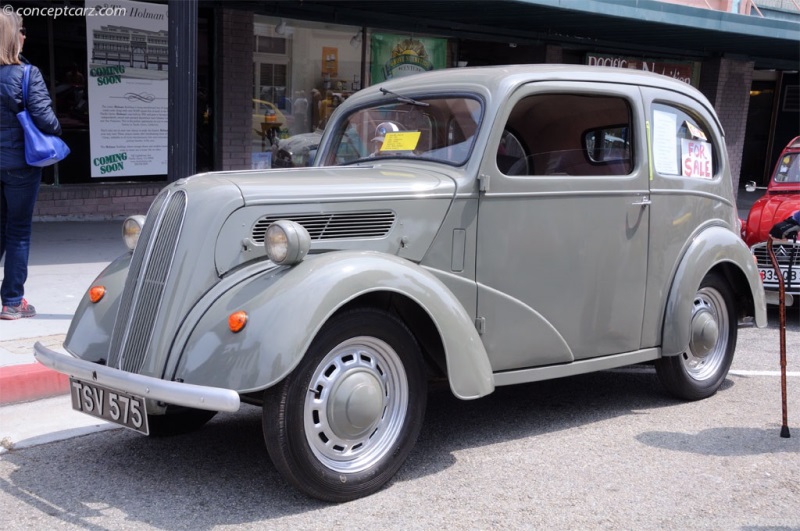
[69,378,149,435]
[759,267,798,284]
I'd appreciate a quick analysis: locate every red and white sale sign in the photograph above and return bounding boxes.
[681,139,713,179]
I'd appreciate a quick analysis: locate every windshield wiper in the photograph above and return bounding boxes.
[379,88,430,107]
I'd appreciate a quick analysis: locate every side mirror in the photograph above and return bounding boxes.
[745,181,757,192]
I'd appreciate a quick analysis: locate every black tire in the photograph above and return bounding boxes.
[147,406,217,437]
[263,308,426,502]
[655,273,737,400]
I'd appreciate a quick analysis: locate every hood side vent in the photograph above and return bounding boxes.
[252,211,396,243]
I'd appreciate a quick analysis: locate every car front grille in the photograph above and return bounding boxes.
[751,240,800,293]
[751,241,800,268]
[251,210,396,243]
[108,189,186,372]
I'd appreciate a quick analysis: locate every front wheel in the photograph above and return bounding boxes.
[656,273,737,400]
[263,308,427,502]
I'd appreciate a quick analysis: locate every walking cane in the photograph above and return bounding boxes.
[766,235,792,438]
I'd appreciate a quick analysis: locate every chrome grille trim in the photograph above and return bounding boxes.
[251,211,396,242]
[751,241,800,268]
[108,190,186,373]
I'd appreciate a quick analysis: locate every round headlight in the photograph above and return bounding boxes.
[122,215,146,250]
[265,220,310,265]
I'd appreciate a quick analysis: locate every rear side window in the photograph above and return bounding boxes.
[499,94,633,176]
[651,103,716,179]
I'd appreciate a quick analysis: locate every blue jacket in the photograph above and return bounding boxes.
[1,62,62,170]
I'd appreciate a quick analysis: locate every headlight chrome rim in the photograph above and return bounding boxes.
[265,220,311,265]
[122,215,146,250]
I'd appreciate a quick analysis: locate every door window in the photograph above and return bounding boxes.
[498,94,633,176]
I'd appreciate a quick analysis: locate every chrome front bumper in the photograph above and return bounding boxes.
[764,290,795,306]
[34,342,241,413]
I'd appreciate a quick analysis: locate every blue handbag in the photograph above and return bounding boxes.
[16,64,70,167]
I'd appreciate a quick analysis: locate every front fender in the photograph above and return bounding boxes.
[64,252,132,363]
[174,251,494,399]
[662,226,766,356]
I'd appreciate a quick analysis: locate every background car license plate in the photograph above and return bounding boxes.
[759,266,798,284]
[69,379,149,435]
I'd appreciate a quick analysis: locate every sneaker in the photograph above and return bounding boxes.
[0,299,36,320]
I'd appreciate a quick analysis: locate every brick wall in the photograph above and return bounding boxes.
[33,183,164,222]
[545,44,563,64]
[699,56,755,191]
[217,9,254,171]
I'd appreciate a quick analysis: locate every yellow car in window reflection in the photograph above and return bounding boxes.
[252,99,288,144]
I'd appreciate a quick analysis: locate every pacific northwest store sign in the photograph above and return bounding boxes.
[586,53,700,87]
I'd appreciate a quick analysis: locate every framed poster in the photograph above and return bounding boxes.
[85,0,168,177]
[321,46,339,77]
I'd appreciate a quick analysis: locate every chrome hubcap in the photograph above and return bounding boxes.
[304,336,408,473]
[682,287,728,381]
[328,369,384,439]
[690,309,719,358]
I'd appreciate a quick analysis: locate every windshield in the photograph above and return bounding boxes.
[772,152,800,184]
[320,96,482,167]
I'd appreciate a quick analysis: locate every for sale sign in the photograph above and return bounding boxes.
[681,139,713,179]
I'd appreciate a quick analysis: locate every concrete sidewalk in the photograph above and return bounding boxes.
[0,221,125,404]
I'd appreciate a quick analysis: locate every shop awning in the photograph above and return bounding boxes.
[237,0,800,69]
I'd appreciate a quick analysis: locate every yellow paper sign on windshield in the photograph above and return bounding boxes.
[380,131,421,152]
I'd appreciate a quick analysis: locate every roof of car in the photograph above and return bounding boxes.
[363,64,699,96]
[345,64,716,124]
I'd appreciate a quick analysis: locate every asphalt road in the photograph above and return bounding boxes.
[0,309,798,530]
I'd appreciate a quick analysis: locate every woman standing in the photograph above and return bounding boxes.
[0,11,62,319]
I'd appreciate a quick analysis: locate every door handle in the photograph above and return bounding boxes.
[632,196,651,206]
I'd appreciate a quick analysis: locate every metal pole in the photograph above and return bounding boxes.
[168,0,198,182]
[766,236,791,438]
[360,26,367,89]
[47,16,59,186]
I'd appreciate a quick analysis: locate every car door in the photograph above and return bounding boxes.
[637,88,738,349]
[475,81,650,372]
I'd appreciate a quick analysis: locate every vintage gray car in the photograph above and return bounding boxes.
[36,65,766,502]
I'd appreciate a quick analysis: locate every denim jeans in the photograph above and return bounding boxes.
[1,166,42,307]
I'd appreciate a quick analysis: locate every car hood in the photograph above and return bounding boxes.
[212,163,460,274]
[744,192,800,247]
[220,164,456,205]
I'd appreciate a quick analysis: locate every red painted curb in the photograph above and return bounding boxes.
[0,363,70,406]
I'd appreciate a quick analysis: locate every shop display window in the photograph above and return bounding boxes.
[251,15,363,169]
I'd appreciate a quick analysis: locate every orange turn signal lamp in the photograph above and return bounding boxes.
[89,285,106,303]
[228,311,248,333]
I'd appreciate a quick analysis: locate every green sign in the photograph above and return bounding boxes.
[370,33,447,84]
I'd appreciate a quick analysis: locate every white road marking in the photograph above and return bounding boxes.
[608,367,800,377]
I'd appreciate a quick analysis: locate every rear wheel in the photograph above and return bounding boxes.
[656,273,737,400]
[263,308,426,502]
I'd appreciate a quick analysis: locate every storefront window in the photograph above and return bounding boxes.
[18,5,213,183]
[251,15,363,169]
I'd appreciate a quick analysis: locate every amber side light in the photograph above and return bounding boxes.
[228,311,248,333]
[89,286,106,303]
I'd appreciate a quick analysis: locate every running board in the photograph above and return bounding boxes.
[493,348,660,387]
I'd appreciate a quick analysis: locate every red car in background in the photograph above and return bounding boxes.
[741,136,800,304]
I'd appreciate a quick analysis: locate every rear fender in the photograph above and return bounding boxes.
[173,251,494,399]
[662,226,766,356]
